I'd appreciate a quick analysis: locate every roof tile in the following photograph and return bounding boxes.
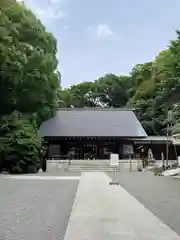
[39,108,147,137]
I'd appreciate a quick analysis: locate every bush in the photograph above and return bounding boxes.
[172,123,180,135]
[0,111,42,173]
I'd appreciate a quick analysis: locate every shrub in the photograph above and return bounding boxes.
[0,111,42,173]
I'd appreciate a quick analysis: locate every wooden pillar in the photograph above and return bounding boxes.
[59,142,61,159]
[79,140,83,159]
[46,142,50,160]
[119,141,122,160]
[96,140,100,159]
[98,140,104,159]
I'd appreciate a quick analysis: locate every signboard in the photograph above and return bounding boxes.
[110,154,119,166]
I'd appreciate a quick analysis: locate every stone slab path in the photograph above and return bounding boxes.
[107,171,180,235]
[63,172,180,240]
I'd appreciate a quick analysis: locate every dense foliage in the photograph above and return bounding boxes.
[0,112,42,173]
[59,31,180,136]
[0,0,60,173]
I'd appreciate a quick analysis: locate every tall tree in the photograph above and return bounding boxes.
[0,0,60,124]
[0,0,60,172]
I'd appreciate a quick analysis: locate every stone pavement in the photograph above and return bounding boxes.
[63,172,180,240]
[0,175,79,240]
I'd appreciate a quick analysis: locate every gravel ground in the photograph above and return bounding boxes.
[108,171,180,235]
[0,176,79,240]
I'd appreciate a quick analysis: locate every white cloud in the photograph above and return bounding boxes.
[34,7,67,22]
[21,0,67,24]
[87,23,120,41]
[96,24,113,38]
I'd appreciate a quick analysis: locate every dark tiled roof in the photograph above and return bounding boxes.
[39,108,147,137]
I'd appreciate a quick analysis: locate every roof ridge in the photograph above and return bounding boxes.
[57,107,135,111]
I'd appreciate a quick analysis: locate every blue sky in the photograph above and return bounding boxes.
[18,0,180,88]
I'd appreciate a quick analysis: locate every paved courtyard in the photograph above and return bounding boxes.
[1,171,180,239]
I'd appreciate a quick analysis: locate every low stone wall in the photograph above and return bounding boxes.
[118,160,143,172]
[47,160,66,172]
[47,159,143,172]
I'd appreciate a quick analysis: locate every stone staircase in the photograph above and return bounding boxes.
[47,160,118,172]
[68,164,117,172]
[67,160,118,172]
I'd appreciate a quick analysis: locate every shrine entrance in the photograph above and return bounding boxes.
[83,143,97,159]
[46,137,124,160]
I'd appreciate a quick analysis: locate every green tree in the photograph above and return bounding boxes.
[0,0,60,172]
[0,0,59,123]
